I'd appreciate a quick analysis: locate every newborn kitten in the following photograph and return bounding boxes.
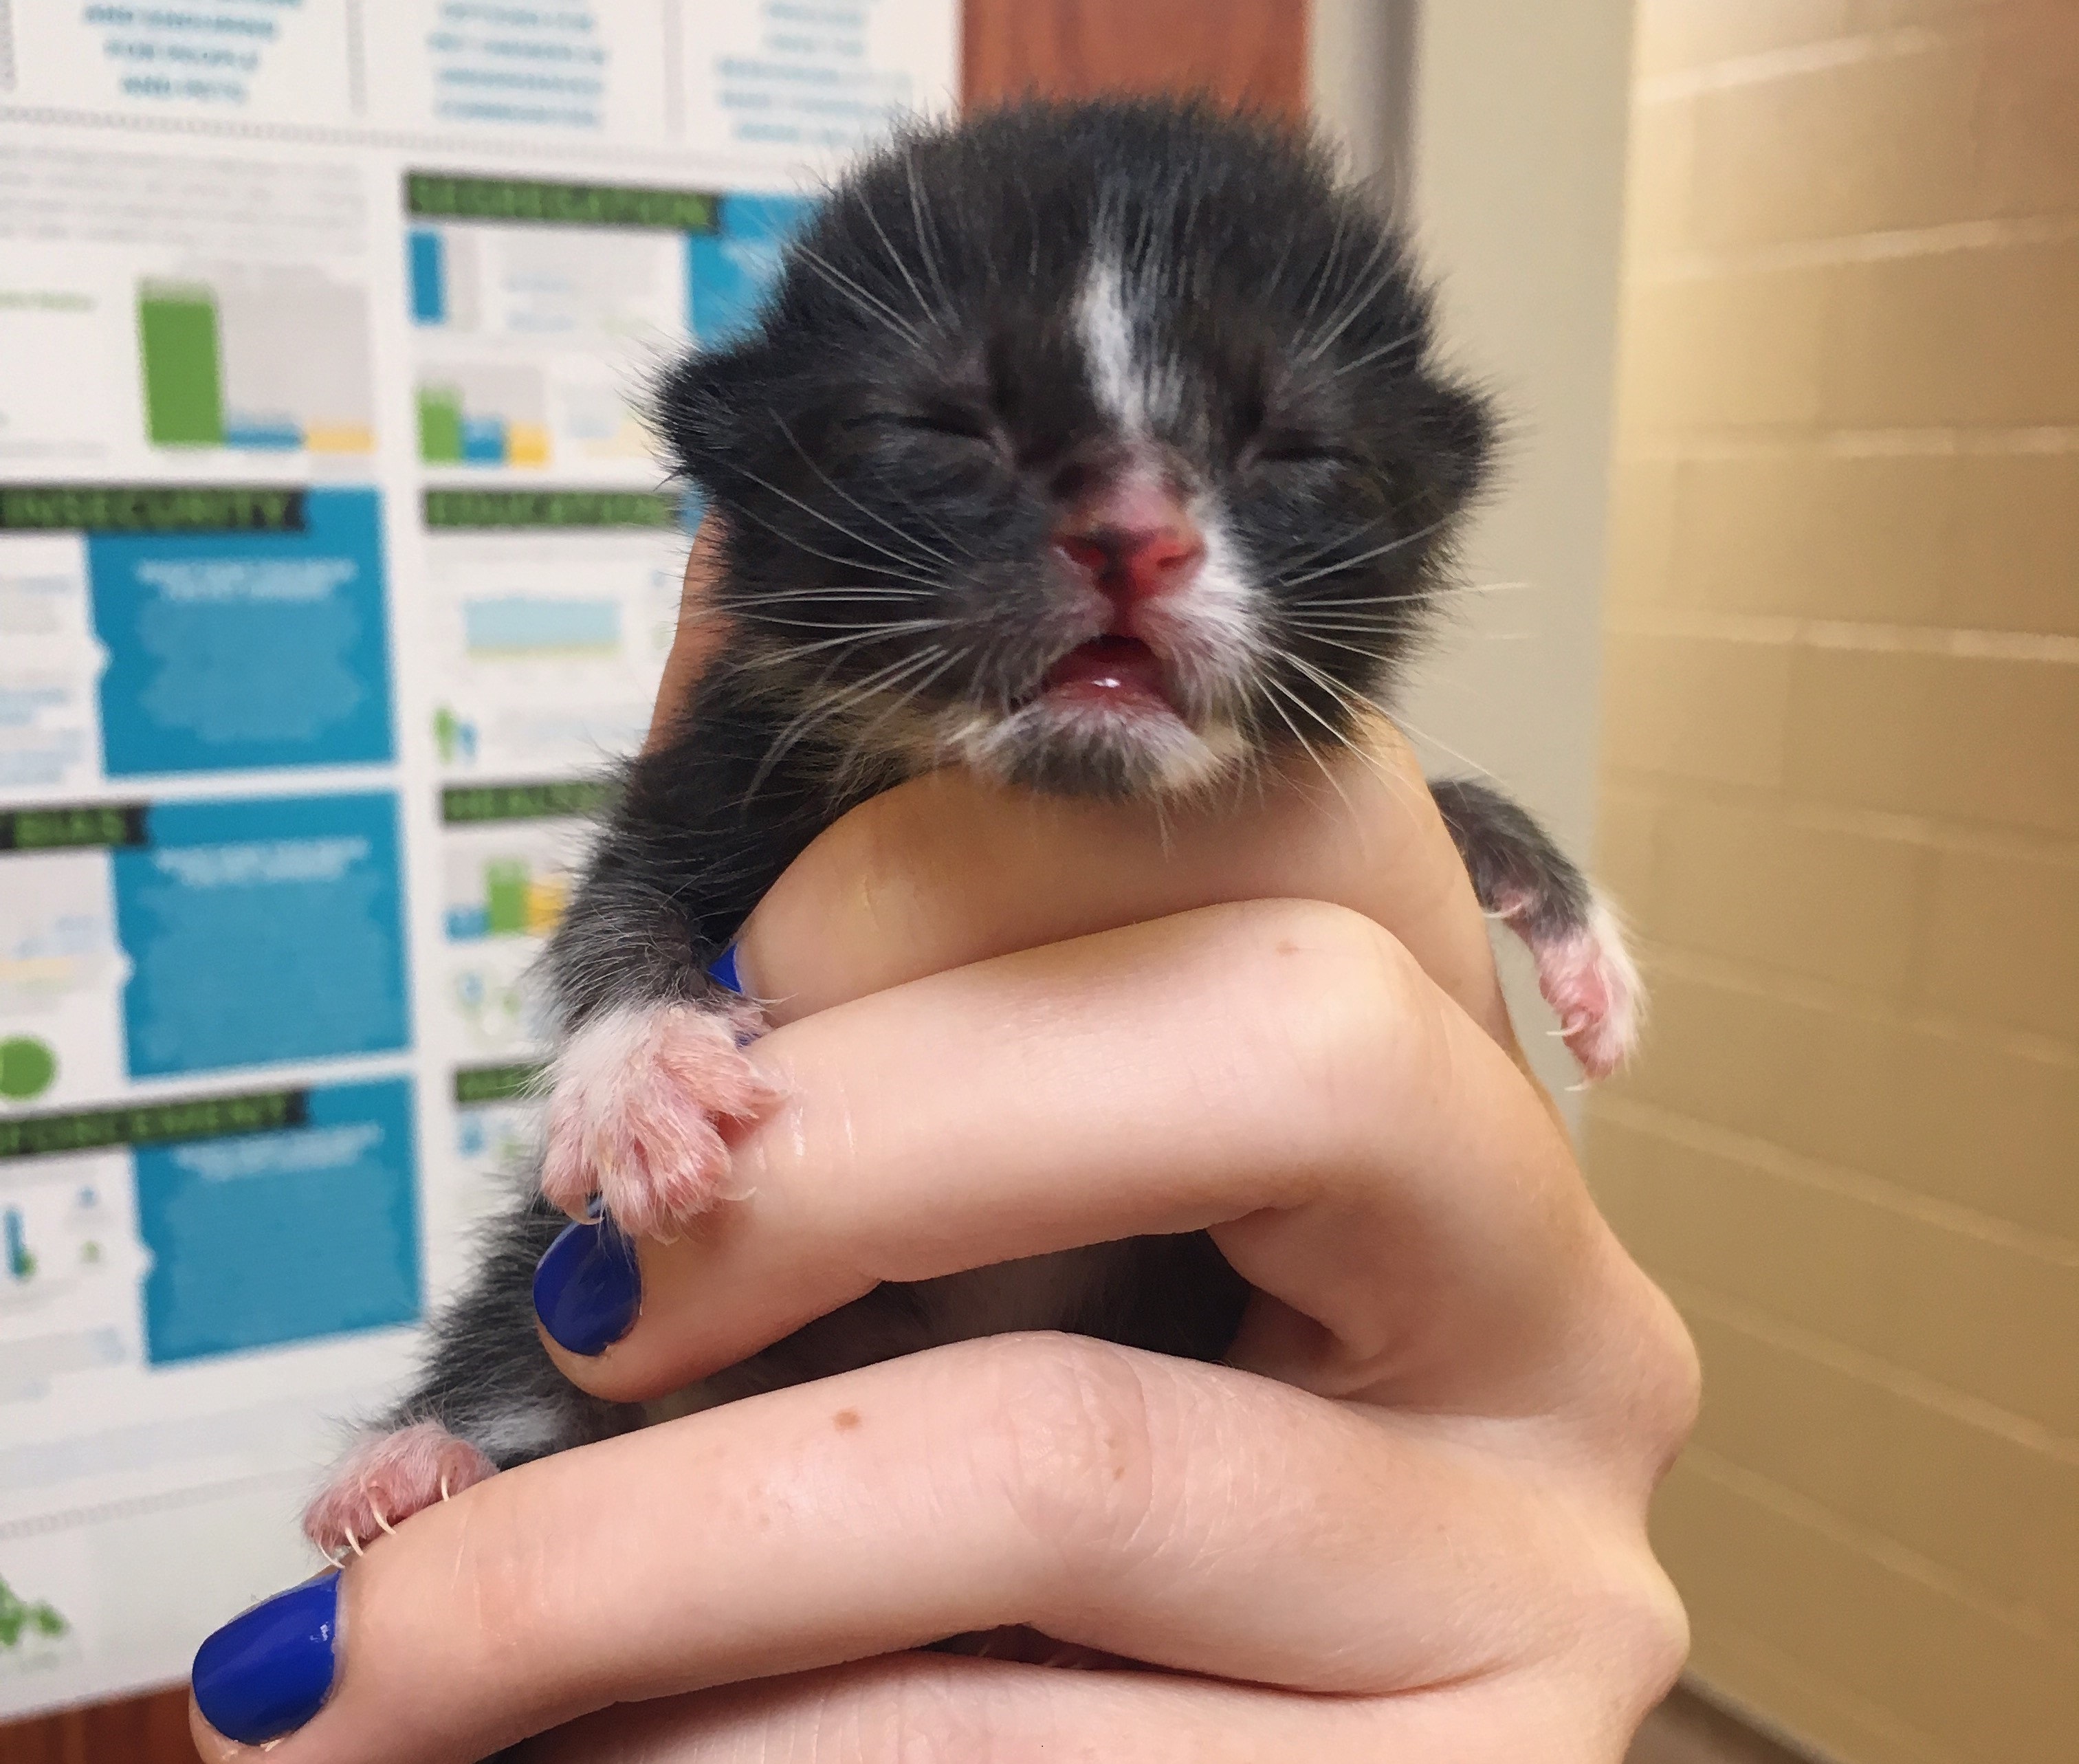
[305,99,1641,1556]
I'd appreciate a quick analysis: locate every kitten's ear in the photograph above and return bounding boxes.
[654,346,761,483]
[1422,379,1498,516]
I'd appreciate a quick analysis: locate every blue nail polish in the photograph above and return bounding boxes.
[192,1572,340,1745]
[707,944,743,995]
[534,1215,642,1355]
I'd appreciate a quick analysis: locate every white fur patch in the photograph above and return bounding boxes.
[936,695,1246,793]
[543,998,776,1237]
[305,1422,496,1557]
[1077,252,1181,433]
[1141,499,1261,693]
[1530,891,1645,1081]
[1079,253,1145,429]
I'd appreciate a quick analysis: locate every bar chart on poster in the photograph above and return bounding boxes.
[0,0,959,1718]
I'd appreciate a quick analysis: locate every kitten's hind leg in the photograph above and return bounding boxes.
[1431,778,1644,1079]
[303,1423,496,1561]
[304,1194,643,1558]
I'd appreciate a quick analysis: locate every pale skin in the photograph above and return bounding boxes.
[192,531,1698,1763]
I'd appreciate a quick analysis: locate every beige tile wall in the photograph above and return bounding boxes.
[1592,3,2078,1759]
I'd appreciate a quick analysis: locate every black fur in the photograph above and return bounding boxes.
[1433,778,1594,944]
[377,99,1594,1503]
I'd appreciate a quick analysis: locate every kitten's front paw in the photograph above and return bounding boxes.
[542,1000,778,1237]
[303,1422,496,1560]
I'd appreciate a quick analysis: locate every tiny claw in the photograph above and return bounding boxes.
[439,1473,451,1501]
[371,1502,395,1536]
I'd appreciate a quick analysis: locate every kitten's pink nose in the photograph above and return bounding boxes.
[1056,477,1204,613]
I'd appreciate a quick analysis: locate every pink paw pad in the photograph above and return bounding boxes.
[304,1422,496,1561]
[1515,896,1645,1081]
[542,1000,778,1237]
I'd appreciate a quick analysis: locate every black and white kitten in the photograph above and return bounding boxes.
[305,99,1640,1556]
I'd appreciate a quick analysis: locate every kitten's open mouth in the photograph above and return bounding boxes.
[1039,635,1178,714]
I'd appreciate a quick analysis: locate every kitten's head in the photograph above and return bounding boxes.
[661,98,1494,798]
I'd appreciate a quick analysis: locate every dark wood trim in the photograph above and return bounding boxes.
[0,1686,195,1764]
[963,0,1309,115]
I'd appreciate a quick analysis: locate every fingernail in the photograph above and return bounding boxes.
[534,1215,641,1355]
[191,1572,340,1745]
[707,944,744,995]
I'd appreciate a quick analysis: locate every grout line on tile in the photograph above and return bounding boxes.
[1620,428,2079,461]
[1594,778,2079,868]
[1653,1275,2079,1467]
[1682,1631,1955,1764]
[1605,613,2079,665]
[1678,1445,2078,1647]
[1596,774,2079,869]
[1594,1094,2079,1266]
[1636,27,1954,105]
[1622,940,2079,1067]
[1636,214,2079,280]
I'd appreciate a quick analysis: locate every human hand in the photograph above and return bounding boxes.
[188,532,1696,1763]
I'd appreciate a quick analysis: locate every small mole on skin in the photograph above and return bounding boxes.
[834,1409,861,1432]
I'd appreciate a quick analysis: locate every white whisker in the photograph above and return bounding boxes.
[904,151,955,313]
[1275,518,1451,591]
[745,644,948,800]
[750,618,949,663]
[729,461,949,582]
[853,187,938,324]
[1326,330,1423,382]
[773,415,969,569]
[1390,711,1500,785]
[789,241,923,346]
[1258,675,1354,818]
[724,498,947,591]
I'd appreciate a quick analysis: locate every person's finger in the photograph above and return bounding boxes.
[728,723,1521,1056]
[645,522,731,751]
[516,1650,1658,1764]
[186,1336,1666,1764]
[538,901,1643,1424]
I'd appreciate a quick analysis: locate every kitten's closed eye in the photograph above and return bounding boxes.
[1247,431,1361,468]
[844,404,998,441]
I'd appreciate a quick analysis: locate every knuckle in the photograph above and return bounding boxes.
[1603,1552,1693,1723]
[972,1334,1164,1571]
[1549,1513,1691,1731]
[1640,1293,1704,1470]
[1234,899,1435,1110]
[1603,1269,1704,1480]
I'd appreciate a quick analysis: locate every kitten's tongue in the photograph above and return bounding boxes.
[1042,636,1172,709]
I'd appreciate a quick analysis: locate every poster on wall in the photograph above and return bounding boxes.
[0,0,960,1717]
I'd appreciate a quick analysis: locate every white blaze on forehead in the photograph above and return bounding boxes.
[1079,252,1152,430]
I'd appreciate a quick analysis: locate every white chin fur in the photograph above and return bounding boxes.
[939,698,1247,794]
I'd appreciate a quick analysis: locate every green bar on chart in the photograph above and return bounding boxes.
[484,860,530,936]
[138,283,226,447]
[418,386,465,463]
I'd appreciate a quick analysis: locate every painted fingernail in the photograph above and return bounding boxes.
[707,944,744,995]
[191,1572,340,1745]
[533,1215,641,1355]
